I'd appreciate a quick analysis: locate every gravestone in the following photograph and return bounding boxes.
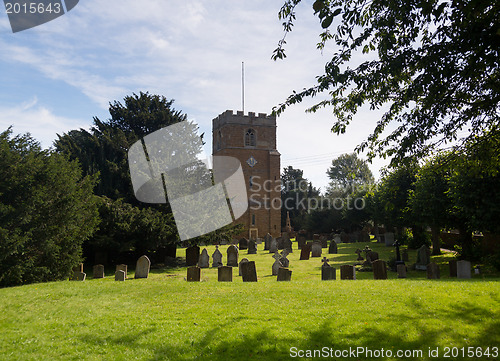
[300,243,311,260]
[427,262,440,279]
[218,266,233,282]
[366,251,379,263]
[340,265,356,280]
[355,249,364,261]
[93,264,104,279]
[328,240,338,254]
[116,264,127,279]
[449,260,458,277]
[372,260,388,280]
[74,272,86,281]
[457,260,472,279]
[239,258,249,276]
[319,235,328,248]
[321,257,336,280]
[334,234,341,244]
[397,264,407,278]
[272,252,282,275]
[384,232,395,247]
[227,245,239,267]
[269,238,278,253]
[297,234,307,250]
[241,261,258,282]
[73,263,83,274]
[276,237,284,250]
[187,266,201,282]
[212,246,223,267]
[199,249,210,268]
[280,250,290,268]
[115,270,126,281]
[416,245,431,270]
[402,249,409,262]
[239,238,249,250]
[311,242,322,257]
[340,232,350,243]
[247,239,257,254]
[283,237,293,253]
[186,245,200,267]
[277,267,292,281]
[264,233,273,251]
[313,234,320,241]
[360,231,371,243]
[134,255,151,279]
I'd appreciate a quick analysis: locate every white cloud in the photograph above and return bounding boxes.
[0,97,89,149]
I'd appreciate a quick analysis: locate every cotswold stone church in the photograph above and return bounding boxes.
[212,110,281,239]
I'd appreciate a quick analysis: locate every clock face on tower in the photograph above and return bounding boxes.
[246,156,257,167]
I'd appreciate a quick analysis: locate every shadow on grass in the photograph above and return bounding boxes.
[77,296,500,361]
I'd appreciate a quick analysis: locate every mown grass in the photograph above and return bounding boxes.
[0,241,499,361]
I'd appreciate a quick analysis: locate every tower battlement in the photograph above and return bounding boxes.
[212,109,276,129]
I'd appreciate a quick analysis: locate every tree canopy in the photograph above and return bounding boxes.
[326,152,374,190]
[0,129,99,287]
[273,0,500,166]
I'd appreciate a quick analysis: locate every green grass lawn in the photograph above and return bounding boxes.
[1,241,499,361]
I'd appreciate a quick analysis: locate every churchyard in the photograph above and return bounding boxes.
[1,238,499,361]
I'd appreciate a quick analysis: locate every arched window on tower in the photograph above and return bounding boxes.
[245,128,256,147]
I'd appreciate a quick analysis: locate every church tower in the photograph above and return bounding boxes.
[212,110,281,239]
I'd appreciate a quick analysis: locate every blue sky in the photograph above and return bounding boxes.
[0,0,390,191]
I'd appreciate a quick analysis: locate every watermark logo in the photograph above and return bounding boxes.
[3,0,79,33]
[128,121,248,241]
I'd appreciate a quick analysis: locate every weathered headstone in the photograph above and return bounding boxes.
[372,259,388,280]
[283,237,293,253]
[402,249,409,262]
[457,260,472,279]
[134,255,151,279]
[239,258,249,276]
[321,257,336,280]
[115,270,126,281]
[280,250,290,268]
[277,267,292,281]
[360,231,371,243]
[272,252,282,275]
[116,264,127,279]
[355,249,364,261]
[340,265,356,280]
[297,234,307,250]
[241,261,258,282]
[187,266,201,282]
[416,245,431,270]
[73,263,84,274]
[397,264,407,278]
[319,235,328,248]
[276,237,284,250]
[264,233,273,251]
[199,249,210,268]
[427,262,440,279]
[93,264,104,279]
[218,266,233,282]
[334,234,341,244]
[74,272,86,281]
[227,245,239,267]
[384,232,395,247]
[186,245,200,267]
[449,260,458,277]
[212,246,223,267]
[340,232,350,243]
[328,240,338,254]
[269,238,278,253]
[366,251,379,263]
[239,237,249,250]
[313,234,320,241]
[311,242,322,257]
[247,239,257,254]
[300,243,311,260]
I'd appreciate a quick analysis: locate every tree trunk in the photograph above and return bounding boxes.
[431,226,441,255]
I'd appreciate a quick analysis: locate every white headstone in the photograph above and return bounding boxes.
[134,255,151,279]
